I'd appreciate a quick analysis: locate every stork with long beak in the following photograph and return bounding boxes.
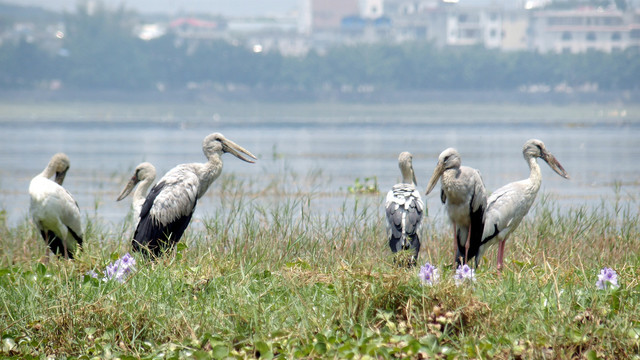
[425,148,487,267]
[133,133,257,257]
[117,162,156,229]
[384,152,424,266]
[478,139,569,270]
[29,153,83,259]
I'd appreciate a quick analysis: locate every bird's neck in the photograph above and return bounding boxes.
[401,170,414,185]
[527,156,542,192]
[39,162,56,179]
[197,155,223,198]
[133,177,154,204]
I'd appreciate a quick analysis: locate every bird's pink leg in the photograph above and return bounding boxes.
[452,223,459,268]
[497,240,506,271]
[464,223,471,264]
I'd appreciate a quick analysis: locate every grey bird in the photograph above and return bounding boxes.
[478,139,569,270]
[29,153,83,259]
[133,133,257,257]
[117,162,157,229]
[385,152,424,266]
[425,148,486,267]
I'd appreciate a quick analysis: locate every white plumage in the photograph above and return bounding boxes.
[133,133,257,257]
[29,153,83,259]
[385,152,424,266]
[425,148,486,267]
[478,139,569,270]
[117,162,156,228]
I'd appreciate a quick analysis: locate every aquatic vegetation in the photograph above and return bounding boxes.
[348,176,379,195]
[418,262,439,286]
[453,264,476,286]
[596,267,618,290]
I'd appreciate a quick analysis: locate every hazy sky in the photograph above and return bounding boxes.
[5,0,302,16]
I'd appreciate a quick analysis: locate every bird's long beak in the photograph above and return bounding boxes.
[117,175,138,201]
[54,170,67,185]
[425,162,444,194]
[412,170,418,187]
[543,152,570,179]
[223,138,258,163]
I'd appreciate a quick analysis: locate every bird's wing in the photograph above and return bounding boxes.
[470,168,487,213]
[144,168,200,227]
[481,181,528,244]
[385,184,423,238]
[385,189,403,240]
[57,186,83,242]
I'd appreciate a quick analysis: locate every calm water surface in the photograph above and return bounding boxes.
[1,111,638,227]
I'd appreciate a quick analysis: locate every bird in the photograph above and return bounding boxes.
[133,133,257,257]
[116,162,156,229]
[384,152,424,266]
[425,148,486,267]
[28,153,83,259]
[477,139,569,270]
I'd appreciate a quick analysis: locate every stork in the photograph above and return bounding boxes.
[133,133,257,257]
[28,153,83,259]
[425,148,486,267]
[477,139,569,270]
[116,162,156,228]
[385,152,424,266]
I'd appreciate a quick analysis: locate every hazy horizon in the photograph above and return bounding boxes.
[1,0,302,16]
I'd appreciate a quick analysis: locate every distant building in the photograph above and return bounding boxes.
[530,7,640,53]
[311,0,360,31]
[501,9,529,51]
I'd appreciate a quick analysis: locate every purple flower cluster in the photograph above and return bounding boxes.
[86,253,137,283]
[418,263,440,286]
[454,264,476,286]
[596,267,618,290]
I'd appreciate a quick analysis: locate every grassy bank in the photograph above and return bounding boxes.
[0,175,639,359]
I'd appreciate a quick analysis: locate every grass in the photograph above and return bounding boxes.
[0,172,639,359]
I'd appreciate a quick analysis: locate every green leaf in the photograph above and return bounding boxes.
[314,342,327,355]
[585,349,600,360]
[255,341,273,360]
[35,263,46,277]
[176,242,188,253]
[211,345,228,359]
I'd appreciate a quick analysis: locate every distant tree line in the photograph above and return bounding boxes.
[0,3,638,92]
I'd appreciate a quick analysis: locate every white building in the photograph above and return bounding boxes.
[530,7,640,53]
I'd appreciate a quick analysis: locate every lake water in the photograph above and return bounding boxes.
[1,102,638,228]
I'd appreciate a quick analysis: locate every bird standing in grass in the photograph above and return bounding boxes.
[117,162,156,229]
[425,148,486,267]
[29,153,83,259]
[478,139,569,270]
[133,133,257,257]
[385,152,424,266]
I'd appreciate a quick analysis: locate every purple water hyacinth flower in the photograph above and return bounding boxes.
[102,253,137,283]
[596,267,618,290]
[418,263,439,286]
[86,270,99,279]
[454,264,476,286]
[119,253,136,272]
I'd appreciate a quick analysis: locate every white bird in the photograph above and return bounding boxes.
[133,133,257,257]
[478,139,569,270]
[116,162,156,229]
[29,153,83,259]
[385,152,424,266]
[425,148,486,267]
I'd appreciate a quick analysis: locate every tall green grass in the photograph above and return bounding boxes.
[0,173,638,359]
